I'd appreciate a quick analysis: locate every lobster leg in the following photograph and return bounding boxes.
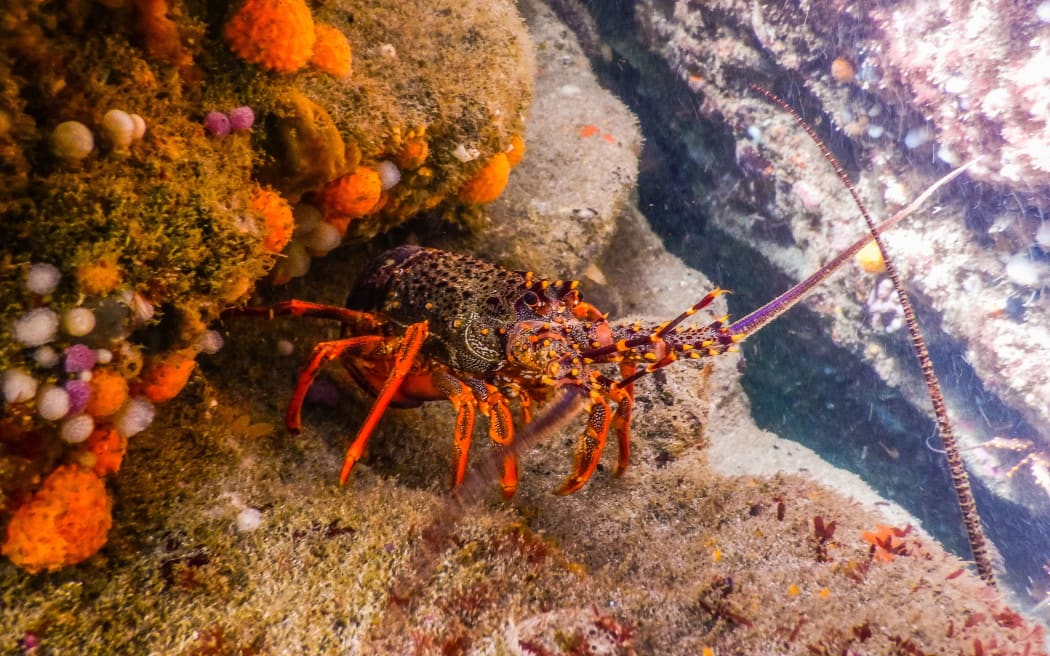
[339,321,429,485]
[222,300,382,332]
[611,362,636,476]
[286,335,389,432]
[466,380,518,498]
[431,373,479,490]
[555,387,612,496]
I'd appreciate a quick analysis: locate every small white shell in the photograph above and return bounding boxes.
[2,369,38,404]
[102,109,135,149]
[60,414,95,443]
[37,384,71,421]
[302,221,341,255]
[115,396,155,438]
[13,308,59,347]
[292,202,322,238]
[452,143,480,162]
[376,160,401,190]
[51,121,95,161]
[64,307,97,336]
[279,241,312,279]
[198,329,224,355]
[129,113,147,140]
[26,263,61,295]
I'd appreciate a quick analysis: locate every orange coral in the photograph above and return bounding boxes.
[2,465,113,573]
[137,347,198,403]
[394,133,429,170]
[830,57,855,84]
[855,240,885,273]
[87,368,129,418]
[251,187,295,253]
[506,134,526,167]
[83,426,127,476]
[309,23,352,78]
[458,152,510,204]
[223,0,316,73]
[76,258,123,295]
[320,167,382,218]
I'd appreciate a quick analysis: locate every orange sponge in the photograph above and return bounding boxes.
[458,152,510,204]
[76,258,123,295]
[251,187,295,254]
[2,464,113,573]
[224,0,316,73]
[310,23,352,78]
[506,134,526,168]
[83,425,128,476]
[87,368,129,418]
[395,133,429,170]
[138,347,198,403]
[320,167,382,218]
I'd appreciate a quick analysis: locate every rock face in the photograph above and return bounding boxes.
[563,0,1050,591]
[474,0,642,278]
[2,1,1047,653]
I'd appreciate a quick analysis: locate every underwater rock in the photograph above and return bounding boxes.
[476,0,641,280]
[578,0,1050,546]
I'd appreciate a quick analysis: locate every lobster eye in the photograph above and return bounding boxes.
[522,291,540,306]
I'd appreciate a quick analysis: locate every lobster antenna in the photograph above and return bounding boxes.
[751,85,995,586]
[727,163,973,338]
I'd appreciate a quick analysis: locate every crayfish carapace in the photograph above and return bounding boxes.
[223,162,971,500]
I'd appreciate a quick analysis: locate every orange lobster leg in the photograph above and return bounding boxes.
[467,380,519,498]
[223,300,381,332]
[286,335,388,432]
[339,321,429,485]
[432,373,479,490]
[611,362,636,476]
[555,391,612,496]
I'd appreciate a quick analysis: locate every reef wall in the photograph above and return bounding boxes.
[2,0,1048,653]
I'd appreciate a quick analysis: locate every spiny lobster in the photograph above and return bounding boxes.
[221,164,968,500]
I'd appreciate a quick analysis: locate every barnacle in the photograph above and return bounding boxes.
[223,0,316,73]
[320,166,383,218]
[309,23,352,78]
[458,152,511,204]
[1,464,112,573]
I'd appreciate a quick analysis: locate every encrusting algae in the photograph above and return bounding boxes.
[1,0,533,573]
